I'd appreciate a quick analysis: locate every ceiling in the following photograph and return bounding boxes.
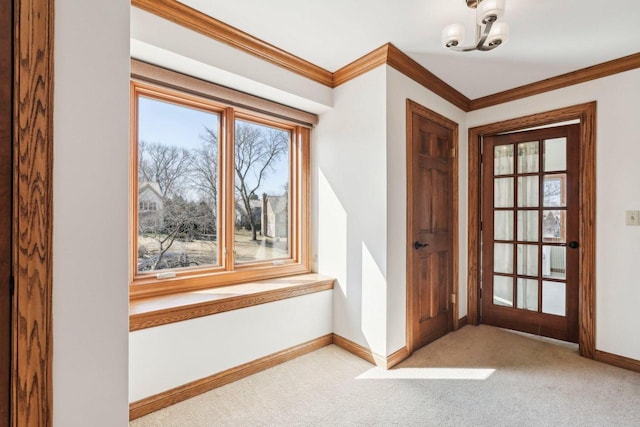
[173,0,640,99]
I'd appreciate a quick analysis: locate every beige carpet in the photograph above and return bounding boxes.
[131,325,640,426]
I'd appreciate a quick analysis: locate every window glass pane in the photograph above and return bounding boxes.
[517,141,539,173]
[494,243,513,274]
[517,176,539,207]
[494,211,513,241]
[517,211,538,242]
[543,246,566,280]
[494,178,514,208]
[493,276,513,307]
[544,138,566,172]
[137,96,220,273]
[494,145,514,175]
[517,244,538,277]
[543,175,566,207]
[517,279,539,311]
[542,281,566,316]
[542,210,566,243]
[234,119,290,263]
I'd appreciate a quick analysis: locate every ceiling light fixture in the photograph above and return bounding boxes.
[442,0,509,52]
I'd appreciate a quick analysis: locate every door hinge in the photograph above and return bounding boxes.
[479,288,482,299]
[10,275,14,296]
[480,220,483,231]
[450,293,456,304]
[480,153,483,164]
[451,147,456,158]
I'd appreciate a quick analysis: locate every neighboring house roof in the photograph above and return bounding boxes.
[265,195,287,214]
[139,181,163,199]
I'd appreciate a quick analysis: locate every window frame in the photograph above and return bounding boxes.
[129,80,310,300]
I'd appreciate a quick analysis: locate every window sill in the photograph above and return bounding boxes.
[129,273,335,331]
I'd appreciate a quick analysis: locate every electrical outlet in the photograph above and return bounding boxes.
[626,210,640,226]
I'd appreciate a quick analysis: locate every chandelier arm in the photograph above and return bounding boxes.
[474,18,494,49]
[445,16,498,52]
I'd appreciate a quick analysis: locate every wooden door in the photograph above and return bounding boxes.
[0,0,12,423]
[481,124,580,342]
[408,109,455,349]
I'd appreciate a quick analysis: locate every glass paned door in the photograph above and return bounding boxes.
[481,124,580,343]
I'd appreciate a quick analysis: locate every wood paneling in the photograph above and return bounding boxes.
[467,102,596,357]
[129,334,333,420]
[594,350,640,374]
[0,0,11,423]
[131,0,333,87]
[130,274,334,331]
[13,0,54,425]
[469,52,640,110]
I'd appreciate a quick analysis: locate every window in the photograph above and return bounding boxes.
[130,80,310,298]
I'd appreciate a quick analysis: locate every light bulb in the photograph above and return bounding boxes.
[441,24,465,47]
[487,22,509,46]
[477,0,505,25]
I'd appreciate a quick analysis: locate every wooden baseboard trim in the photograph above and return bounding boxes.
[386,346,410,369]
[129,334,333,420]
[331,333,410,369]
[594,350,640,374]
[458,316,469,329]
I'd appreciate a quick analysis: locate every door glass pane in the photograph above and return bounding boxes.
[517,141,539,173]
[543,175,566,207]
[544,137,566,172]
[542,281,566,316]
[517,211,538,242]
[542,246,566,279]
[518,176,539,207]
[234,119,290,263]
[494,211,513,241]
[494,276,513,307]
[542,210,566,243]
[137,96,220,273]
[494,145,514,175]
[494,243,513,274]
[517,244,538,277]
[517,279,539,311]
[494,178,514,208]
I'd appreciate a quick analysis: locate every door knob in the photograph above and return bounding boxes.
[568,241,579,249]
[414,241,429,250]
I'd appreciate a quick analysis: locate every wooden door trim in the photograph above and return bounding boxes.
[467,102,596,358]
[406,99,459,354]
[13,0,54,425]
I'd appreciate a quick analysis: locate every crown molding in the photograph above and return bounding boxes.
[131,0,334,87]
[469,52,640,110]
[132,1,640,112]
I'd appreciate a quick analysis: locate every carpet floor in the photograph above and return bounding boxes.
[130,325,640,426]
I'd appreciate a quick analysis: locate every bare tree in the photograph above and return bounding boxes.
[234,121,288,240]
[138,141,192,198]
[192,127,219,218]
[137,141,194,271]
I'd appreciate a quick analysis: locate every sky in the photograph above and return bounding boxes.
[138,96,288,196]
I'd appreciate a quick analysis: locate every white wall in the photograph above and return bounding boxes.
[53,0,130,426]
[130,7,333,115]
[385,66,468,354]
[129,291,332,401]
[313,66,389,357]
[468,68,640,361]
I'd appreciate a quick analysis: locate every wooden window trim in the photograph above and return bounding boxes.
[130,75,312,300]
[130,273,333,331]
